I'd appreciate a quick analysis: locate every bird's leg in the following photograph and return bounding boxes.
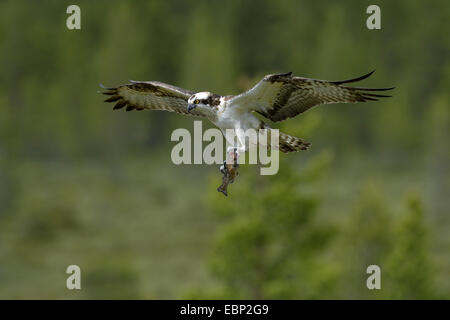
[227,147,241,183]
[226,146,239,165]
[217,147,242,196]
[219,160,228,175]
[219,147,237,177]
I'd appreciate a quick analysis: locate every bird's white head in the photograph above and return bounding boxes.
[187,92,221,113]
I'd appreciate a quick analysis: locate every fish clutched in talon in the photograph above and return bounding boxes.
[217,148,240,196]
[217,160,239,196]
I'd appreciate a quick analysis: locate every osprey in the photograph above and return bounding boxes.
[101,70,393,156]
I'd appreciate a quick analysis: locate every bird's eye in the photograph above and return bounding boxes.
[194,99,200,104]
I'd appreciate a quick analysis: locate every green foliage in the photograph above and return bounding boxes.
[190,154,339,299]
[385,194,436,299]
[340,184,394,298]
[339,187,437,299]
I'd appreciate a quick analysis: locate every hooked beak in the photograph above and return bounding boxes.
[187,104,196,112]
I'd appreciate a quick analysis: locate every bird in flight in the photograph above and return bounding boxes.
[101,71,393,193]
[101,70,393,155]
[101,71,392,195]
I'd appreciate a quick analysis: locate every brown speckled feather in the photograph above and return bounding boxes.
[101,81,209,117]
[230,71,394,122]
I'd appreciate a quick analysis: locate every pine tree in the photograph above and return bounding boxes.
[385,194,436,299]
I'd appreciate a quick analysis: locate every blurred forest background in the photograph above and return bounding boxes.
[0,0,449,299]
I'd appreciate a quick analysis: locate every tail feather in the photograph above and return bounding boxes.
[259,123,311,153]
[278,132,311,153]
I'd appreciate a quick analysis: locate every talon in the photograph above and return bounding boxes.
[220,161,228,175]
[217,187,228,196]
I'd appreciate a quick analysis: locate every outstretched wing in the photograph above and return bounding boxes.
[100,81,209,117]
[229,71,394,122]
